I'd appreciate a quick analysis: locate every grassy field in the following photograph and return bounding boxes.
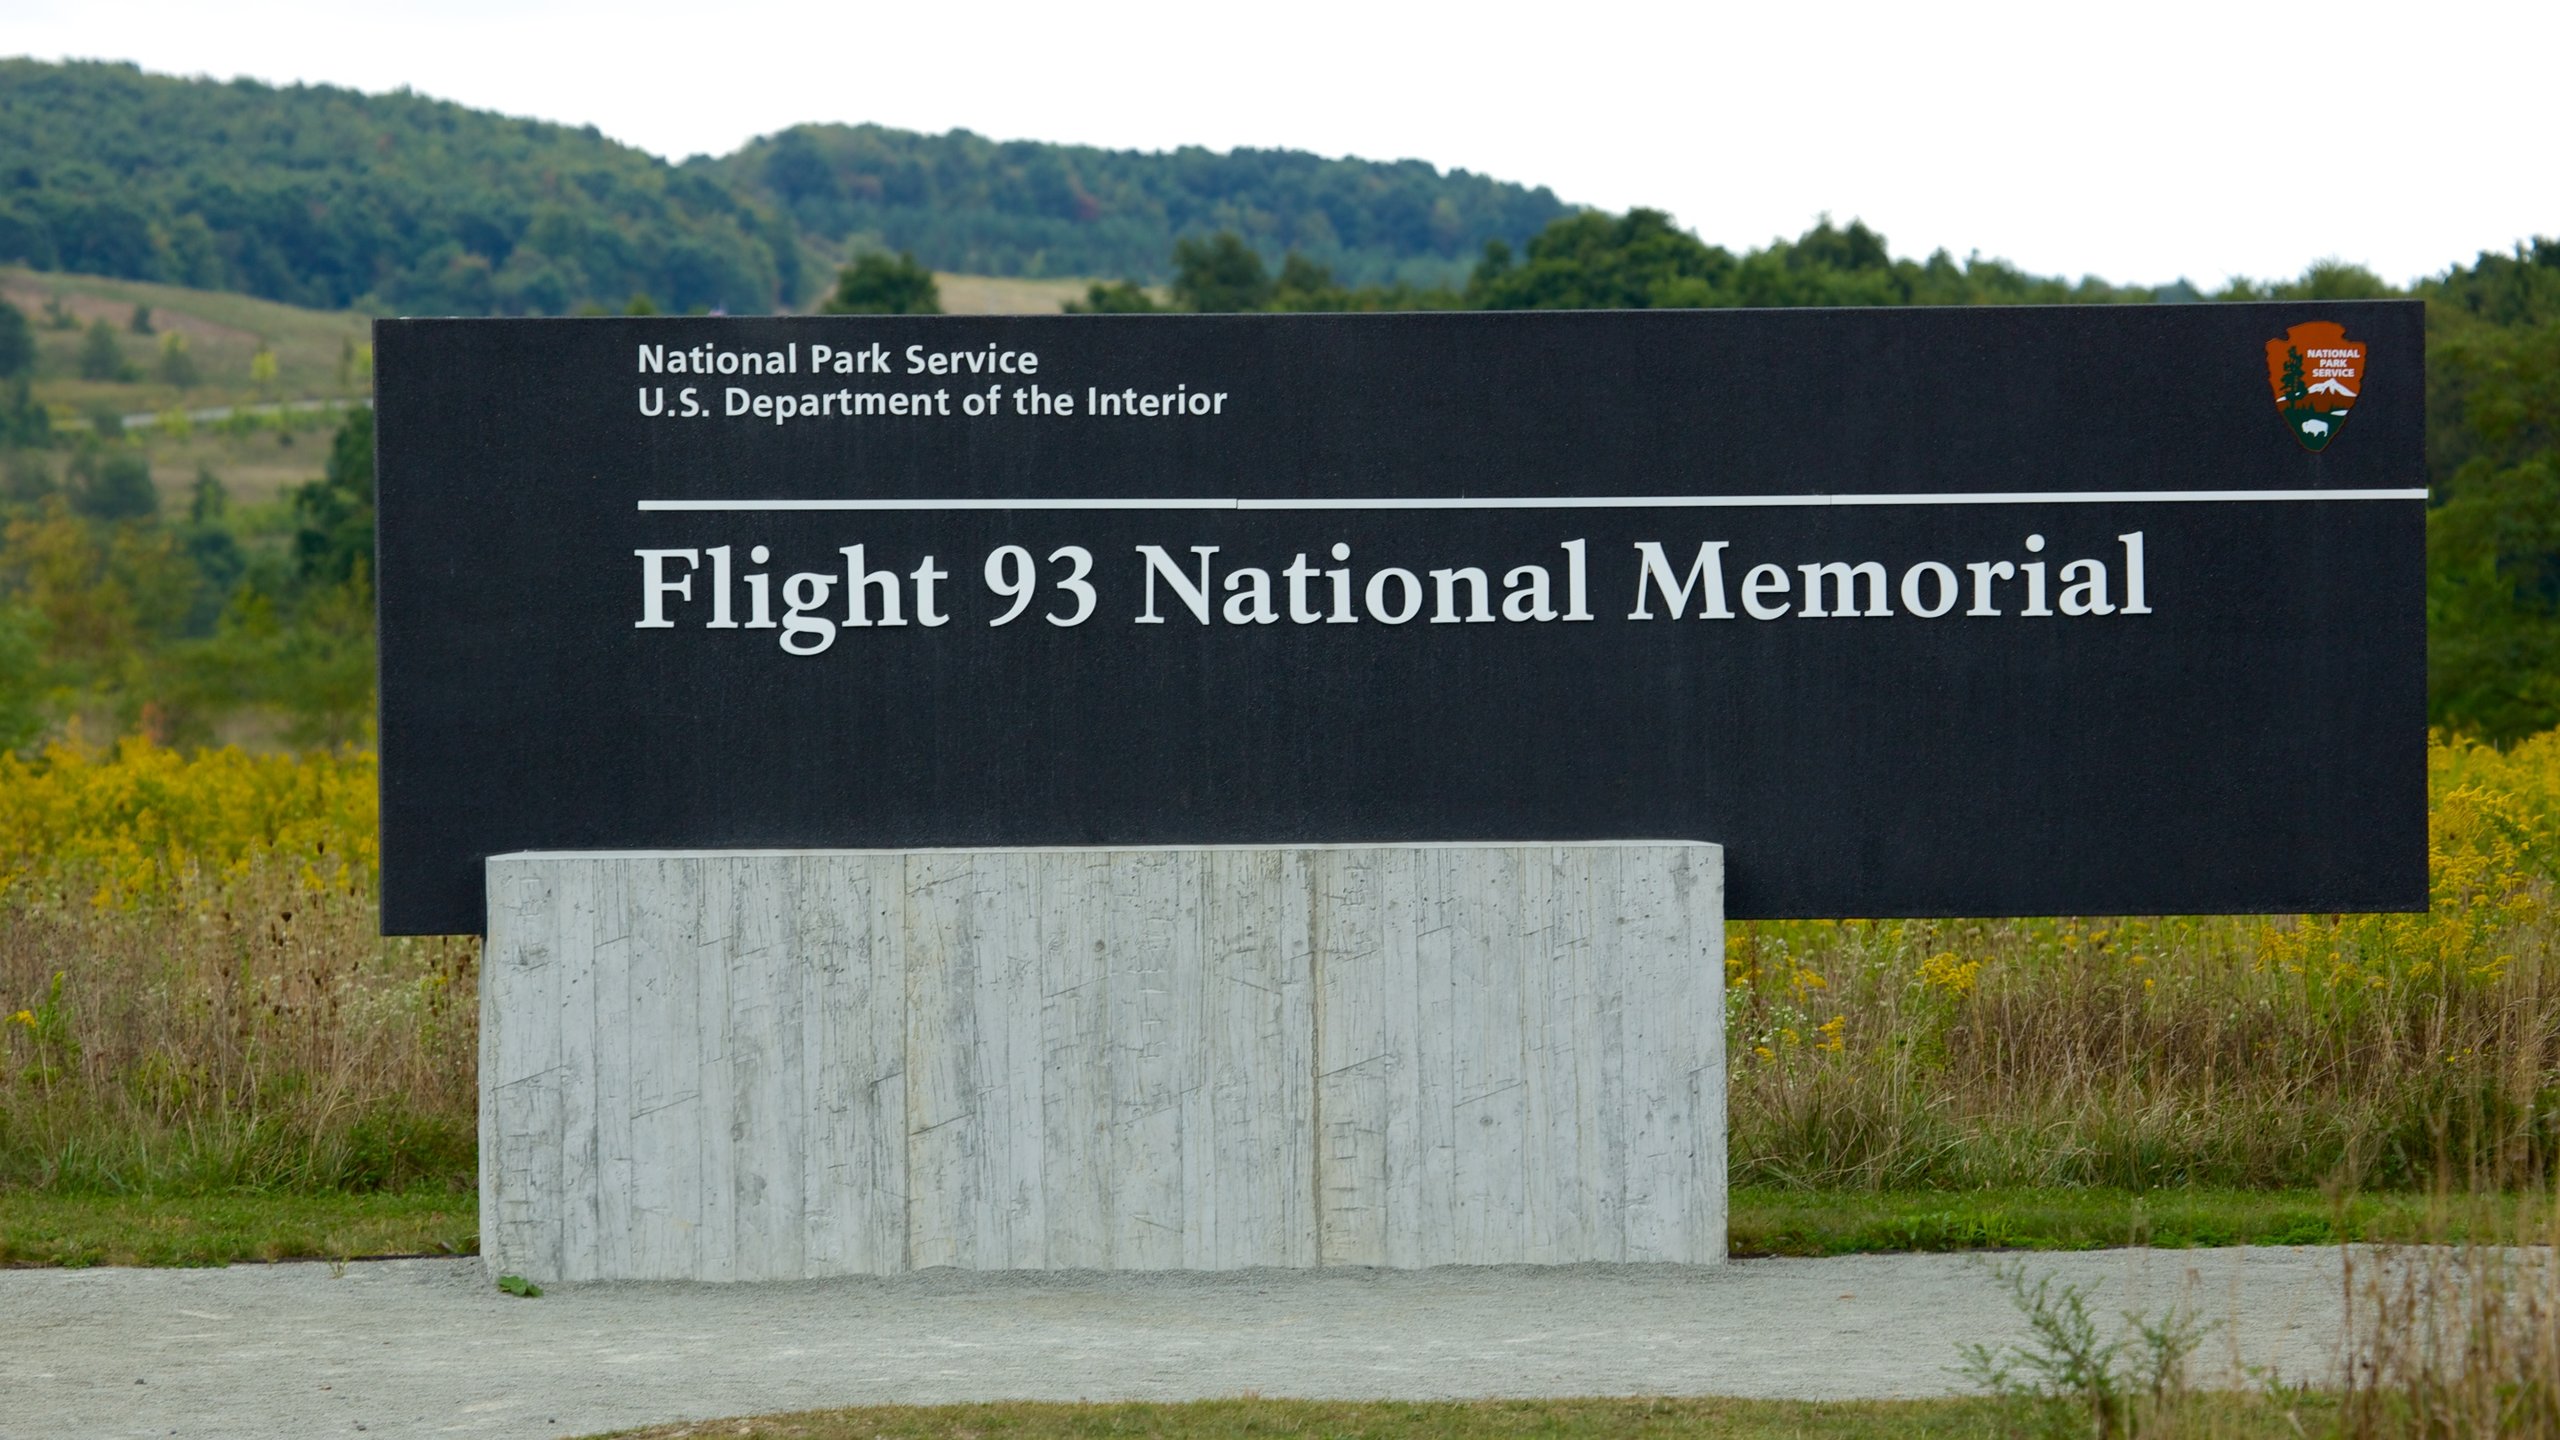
[1,264,372,418]
[16,1184,2540,1270]
[3,265,374,509]
[0,1188,470,1267]
[4,732,2558,1239]
[933,273,1117,315]
[2,266,1125,509]
[1727,731,2560,1197]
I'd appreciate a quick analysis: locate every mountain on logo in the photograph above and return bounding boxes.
[2263,321,2368,453]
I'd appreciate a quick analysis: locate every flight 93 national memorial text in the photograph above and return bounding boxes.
[374,302,2426,934]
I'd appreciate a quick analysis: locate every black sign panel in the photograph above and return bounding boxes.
[375,302,2426,934]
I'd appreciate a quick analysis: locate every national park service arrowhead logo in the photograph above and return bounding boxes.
[2265,321,2366,452]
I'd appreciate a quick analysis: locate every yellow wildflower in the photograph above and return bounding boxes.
[1916,951,1982,996]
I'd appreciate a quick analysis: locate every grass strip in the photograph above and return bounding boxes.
[1729,1185,2551,1255]
[0,1188,474,1268]
[5,1186,2545,1269]
[589,1394,2336,1440]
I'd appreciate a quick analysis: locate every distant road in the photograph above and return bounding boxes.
[111,395,372,431]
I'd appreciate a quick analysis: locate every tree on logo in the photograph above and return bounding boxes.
[2280,347,2310,408]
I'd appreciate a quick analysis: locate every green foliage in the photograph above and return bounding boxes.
[154,330,198,388]
[178,467,241,637]
[495,1272,543,1298]
[0,298,33,378]
[0,598,41,749]
[75,318,131,381]
[1269,253,1353,312]
[1171,232,1273,312]
[65,448,156,523]
[1061,280,1160,314]
[819,252,942,315]
[1465,209,1729,309]
[0,406,380,745]
[717,122,1569,289]
[0,60,1570,316]
[0,1190,474,1269]
[1725,1186,2546,1257]
[0,59,797,316]
[2423,247,2560,740]
[2,449,51,504]
[127,303,152,335]
[1960,1260,2213,1440]
[2218,258,2399,302]
[1465,210,2150,312]
[292,407,374,588]
[0,377,47,449]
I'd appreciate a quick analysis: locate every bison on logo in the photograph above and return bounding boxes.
[2264,321,2367,452]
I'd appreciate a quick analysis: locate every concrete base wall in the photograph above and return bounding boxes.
[482,843,1724,1282]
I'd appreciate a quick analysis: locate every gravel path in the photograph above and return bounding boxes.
[5,1247,2354,1439]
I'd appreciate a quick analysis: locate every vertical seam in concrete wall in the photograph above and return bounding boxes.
[1304,855,1325,1263]
[898,853,920,1274]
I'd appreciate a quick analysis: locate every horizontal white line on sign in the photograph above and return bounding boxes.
[640,497,1232,511]
[637,487,2428,513]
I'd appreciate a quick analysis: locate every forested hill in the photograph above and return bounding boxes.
[0,59,1570,313]
[0,59,802,315]
[706,124,1569,289]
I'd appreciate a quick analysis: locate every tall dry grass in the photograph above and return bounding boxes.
[6,731,2560,1201]
[2341,1206,2560,1438]
[1,740,473,1193]
[1727,732,2560,1193]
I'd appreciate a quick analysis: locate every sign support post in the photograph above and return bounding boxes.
[481,844,1723,1280]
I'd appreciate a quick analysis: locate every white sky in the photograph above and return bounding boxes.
[12,0,2554,289]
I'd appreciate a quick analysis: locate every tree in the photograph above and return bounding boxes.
[0,377,48,449]
[2423,294,2560,739]
[2,448,53,505]
[714,116,1567,290]
[1171,233,1272,312]
[128,303,153,334]
[1270,253,1352,312]
[293,408,375,587]
[178,464,241,637]
[187,463,228,526]
[77,317,130,380]
[0,60,802,316]
[0,297,33,378]
[820,252,941,314]
[1062,280,1159,314]
[248,344,277,390]
[67,446,158,522]
[0,599,41,751]
[156,330,198,388]
[1466,209,1733,310]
